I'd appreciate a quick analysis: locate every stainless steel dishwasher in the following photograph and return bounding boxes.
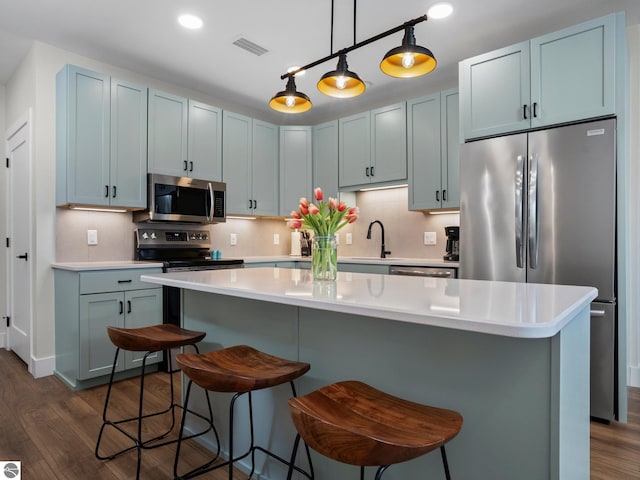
[389,265,458,278]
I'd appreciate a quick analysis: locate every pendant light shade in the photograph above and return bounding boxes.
[269,76,312,113]
[380,26,436,78]
[317,54,366,98]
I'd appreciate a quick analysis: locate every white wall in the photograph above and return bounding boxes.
[628,24,640,388]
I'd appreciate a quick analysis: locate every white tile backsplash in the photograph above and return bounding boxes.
[55,187,459,262]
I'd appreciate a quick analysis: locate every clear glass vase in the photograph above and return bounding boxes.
[312,235,338,281]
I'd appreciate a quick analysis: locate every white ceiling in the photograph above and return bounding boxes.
[0,0,638,124]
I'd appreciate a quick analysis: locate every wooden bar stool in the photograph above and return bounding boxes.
[174,344,314,480]
[95,324,218,480]
[287,380,463,480]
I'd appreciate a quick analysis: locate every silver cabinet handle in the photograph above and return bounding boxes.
[590,309,606,317]
[528,153,539,269]
[515,154,525,268]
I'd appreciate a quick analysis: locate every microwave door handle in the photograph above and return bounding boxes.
[528,153,539,269]
[515,154,525,268]
[206,182,214,222]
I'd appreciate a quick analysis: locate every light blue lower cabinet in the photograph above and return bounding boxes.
[54,268,163,390]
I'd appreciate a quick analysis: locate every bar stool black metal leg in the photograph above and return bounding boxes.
[374,465,390,480]
[441,445,452,480]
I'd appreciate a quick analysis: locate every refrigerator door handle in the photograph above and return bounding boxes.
[515,154,525,268]
[528,153,539,269]
[590,309,606,317]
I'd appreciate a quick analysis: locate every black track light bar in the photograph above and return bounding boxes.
[280,14,428,80]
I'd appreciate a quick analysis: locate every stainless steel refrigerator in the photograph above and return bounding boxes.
[459,118,617,421]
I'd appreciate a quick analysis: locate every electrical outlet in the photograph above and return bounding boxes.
[230,233,237,246]
[346,233,353,245]
[87,229,98,245]
[424,231,437,246]
[273,233,279,245]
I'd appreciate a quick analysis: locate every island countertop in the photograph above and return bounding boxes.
[141,267,596,339]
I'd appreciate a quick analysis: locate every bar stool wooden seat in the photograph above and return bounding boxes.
[287,380,463,480]
[95,324,218,480]
[174,345,314,480]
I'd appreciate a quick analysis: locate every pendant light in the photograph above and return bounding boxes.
[269,76,312,113]
[380,25,437,78]
[317,54,366,98]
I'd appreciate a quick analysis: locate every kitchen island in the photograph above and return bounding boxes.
[141,267,596,480]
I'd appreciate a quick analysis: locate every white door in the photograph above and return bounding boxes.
[5,111,32,367]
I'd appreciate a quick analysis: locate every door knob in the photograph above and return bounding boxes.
[17,253,28,261]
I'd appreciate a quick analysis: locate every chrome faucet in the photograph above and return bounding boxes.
[366,220,391,258]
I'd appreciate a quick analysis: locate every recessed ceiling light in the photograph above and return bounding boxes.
[178,14,203,30]
[428,2,453,19]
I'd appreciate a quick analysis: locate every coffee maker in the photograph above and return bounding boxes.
[444,226,460,261]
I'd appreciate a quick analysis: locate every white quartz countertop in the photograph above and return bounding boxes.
[243,256,459,268]
[52,261,164,271]
[140,267,596,339]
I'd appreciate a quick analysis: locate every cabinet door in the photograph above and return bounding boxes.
[530,14,615,128]
[148,89,188,177]
[79,292,124,380]
[188,100,222,181]
[339,112,371,188]
[223,111,253,215]
[460,41,531,140]
[252,120,279,216]
[441,89,460,209]
[312,121,339,199]
[123,289,163,370]
[370,102,407,184]
[60,66,110,206]
[110,79,148,209]
[280,126,312,216]
[408,93,441,210]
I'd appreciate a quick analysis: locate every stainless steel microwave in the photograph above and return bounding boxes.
[133,174,226,224]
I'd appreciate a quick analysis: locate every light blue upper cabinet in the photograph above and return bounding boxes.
[530,14,615,128]
[148,91,222,181]
[408,93,441,210]
[460,13,618,140]
[312,120,339,199]
[188,100,222,181]
[339,111,371,188]
[252,120,279,216]
[110,79,147,209]
[441,89,460,209]
[339,102,407,189]
[279,126,312,216]
[408,90,459,211]
[370,102,407,184]
[459,42,530,140]
[147,89,188,177]
[222,113,279,216]
[222,111,253,215]
[56,65,147,209]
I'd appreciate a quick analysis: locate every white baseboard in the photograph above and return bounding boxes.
[31,354,55,378]
[629,365,640,388]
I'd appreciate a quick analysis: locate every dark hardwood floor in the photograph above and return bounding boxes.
[1,349,639,479]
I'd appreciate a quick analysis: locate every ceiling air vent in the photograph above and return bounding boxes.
[232,37,269,56]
